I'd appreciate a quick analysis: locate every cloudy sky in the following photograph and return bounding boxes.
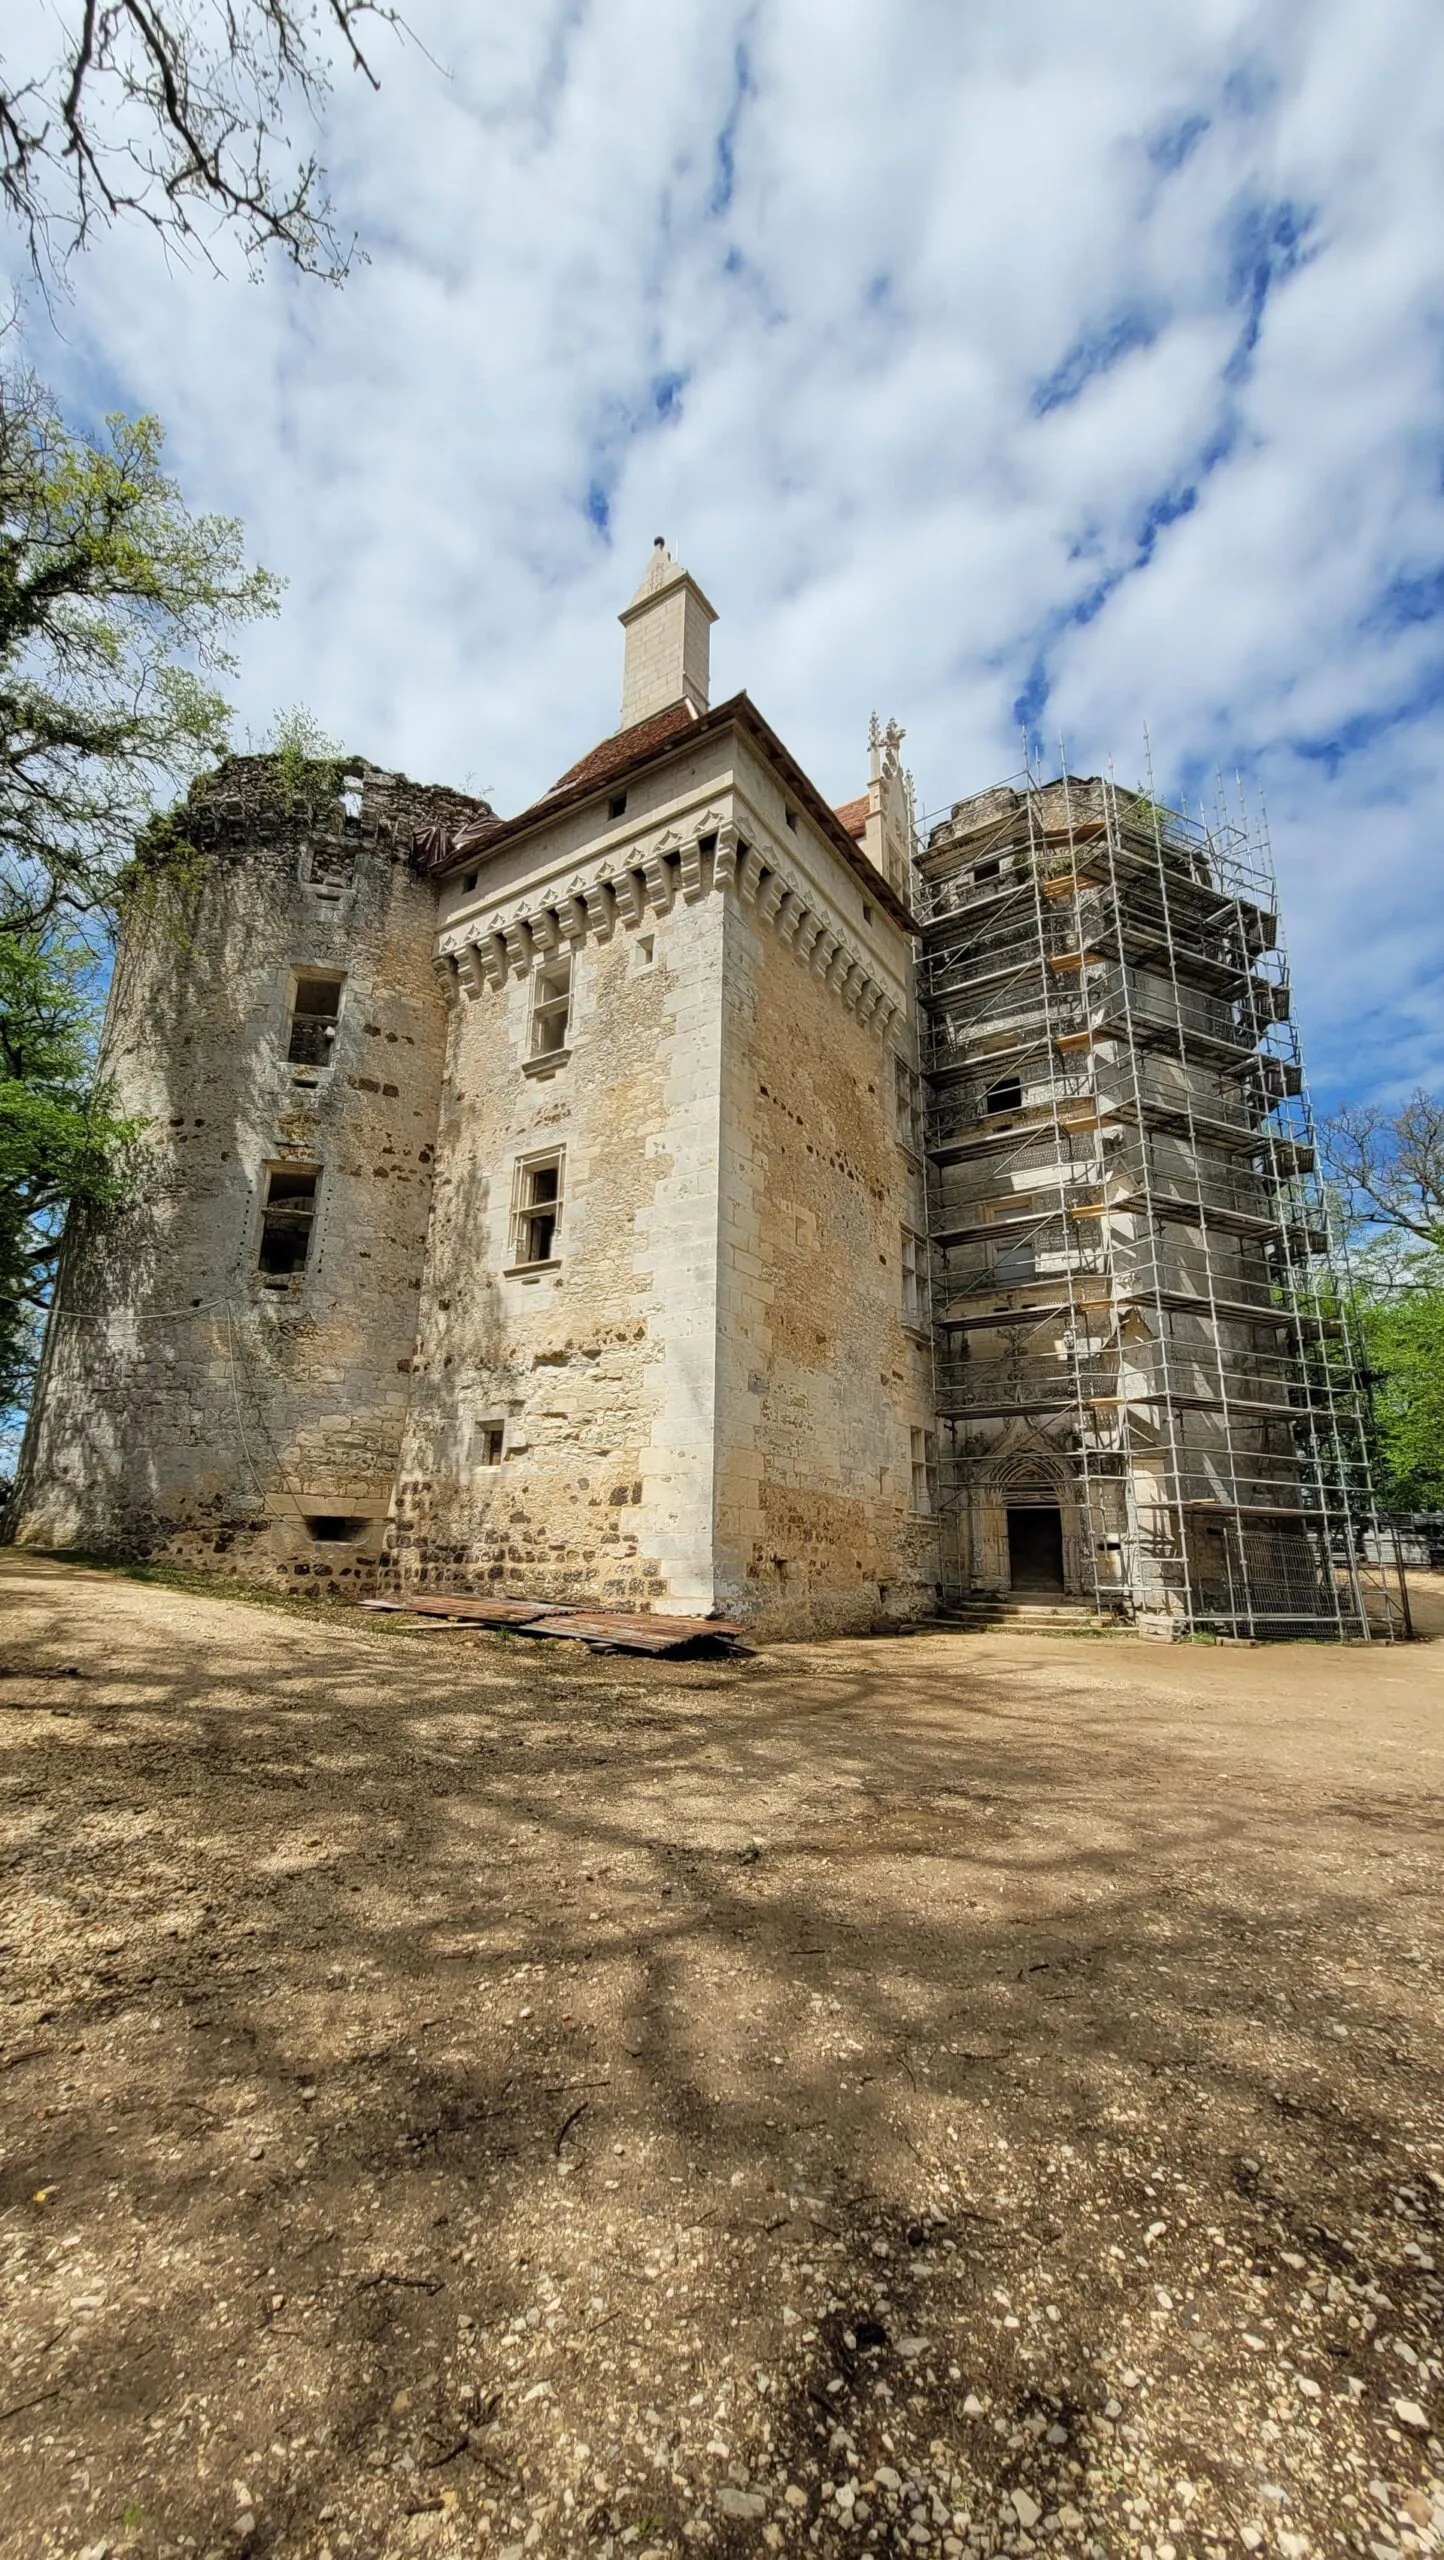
[9,0,1444,1105]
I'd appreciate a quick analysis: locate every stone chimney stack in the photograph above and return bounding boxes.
[618,538,718,730]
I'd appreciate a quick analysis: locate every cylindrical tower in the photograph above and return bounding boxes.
[11,754,488,1592]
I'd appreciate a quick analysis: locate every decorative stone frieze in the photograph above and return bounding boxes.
[436,802,906,1042]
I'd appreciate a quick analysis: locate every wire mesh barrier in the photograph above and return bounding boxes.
[916,764,1407,1640]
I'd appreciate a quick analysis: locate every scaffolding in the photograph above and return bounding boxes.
[916,763,1408,1640]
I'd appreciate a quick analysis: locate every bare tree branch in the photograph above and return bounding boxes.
[1,0,407,282]
[1319,1091,1444,1253]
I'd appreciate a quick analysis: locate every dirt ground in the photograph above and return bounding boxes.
[1,1561,1442,2560]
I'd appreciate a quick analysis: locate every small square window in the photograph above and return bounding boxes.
[608,792,628,819]
[973,859,1000,883]
[510,1150,565,1268]
[287,970,344,1065]
[530,954,572,1059]
[257,1165,319,1281]
[984,1074,1022,1115]
[995,1240,1036,1285]
[462,870,478,892]
[474,1420,505,1467]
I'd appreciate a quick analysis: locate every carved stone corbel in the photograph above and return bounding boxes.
[776,892,807,945]
[612,869,648,926]
[501,920,534,977]
[528,908,562,954]
[737,846,767,905]
[711,826,741,893]
[756,871,789,925]
[582,881,616,941]
[643,851,676,914]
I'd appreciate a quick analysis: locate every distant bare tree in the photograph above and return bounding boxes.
[1,0,405,281]
[1320,1090,1444,1254]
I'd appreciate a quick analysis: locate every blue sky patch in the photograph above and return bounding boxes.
[1033,306,1161,415]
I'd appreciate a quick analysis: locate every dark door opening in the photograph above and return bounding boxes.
[1007,1504,1065,1592]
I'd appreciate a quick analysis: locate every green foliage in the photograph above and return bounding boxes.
[262,704,346,806]
[0,929,139,1411]
[0,352,281,933]
[1353,1256,1444,1513]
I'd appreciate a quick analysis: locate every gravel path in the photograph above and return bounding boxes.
[1,1557,1441,2560]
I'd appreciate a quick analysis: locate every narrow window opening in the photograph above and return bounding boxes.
[257,1165,319,1280]
[462,869,478,892]
[984,1074,1023,1115]
[608,792,628,819]
[287,970,344,1065]
[894,1056,924,1154]
[635,933,655,969]
[511,1151,564,1268]
[862,899,874,924]
[474,1420,505,1468]
[530,954,572,1058]
[901,1227,928,1328]
[306,1514,367,1543]
[340,775,364,830]
[784,807,798,832]
[910,1426,938,1516]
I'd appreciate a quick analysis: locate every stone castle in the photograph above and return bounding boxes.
[11,544,1398,1638]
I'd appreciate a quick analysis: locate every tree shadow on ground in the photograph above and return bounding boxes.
[0,1561,1441,2560]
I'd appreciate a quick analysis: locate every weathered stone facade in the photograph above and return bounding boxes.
[12,550,941,1632]
[12,758,485,1591]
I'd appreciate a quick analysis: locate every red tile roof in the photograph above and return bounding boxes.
[551,698,699,792]
[833,792,869,840]
[439,700,701,866]
[432,690,918,932]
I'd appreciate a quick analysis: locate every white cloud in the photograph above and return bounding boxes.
[8,0,1443,1099]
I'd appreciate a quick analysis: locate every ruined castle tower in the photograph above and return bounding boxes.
[11,758,489,1587]
[12,548,938,1632]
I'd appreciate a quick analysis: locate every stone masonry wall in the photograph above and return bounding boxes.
[12,758,483,1593]
[714,869,938,1634]
[383,865,727,1611]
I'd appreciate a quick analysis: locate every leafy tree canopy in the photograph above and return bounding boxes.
[2,0,402,281]
[1351,1249,1444,1515]
[0,925,138,1412]
[1321,1093,1444,1517]
[0,351,281,934]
